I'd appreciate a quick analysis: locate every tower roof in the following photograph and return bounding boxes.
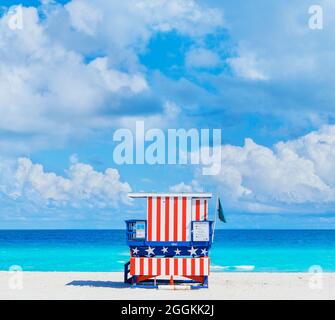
[128,192,212,198]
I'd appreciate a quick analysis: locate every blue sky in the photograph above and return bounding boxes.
[1,0,335,229]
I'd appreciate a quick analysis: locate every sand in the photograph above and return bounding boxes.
[0,272,334,300]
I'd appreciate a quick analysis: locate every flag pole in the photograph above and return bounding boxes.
[212,196,218,243]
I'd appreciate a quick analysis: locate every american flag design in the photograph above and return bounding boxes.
[130,257,210,276]
[130,246,208,257]
[147,196,208,242]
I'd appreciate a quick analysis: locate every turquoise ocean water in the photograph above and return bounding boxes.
[0,230,334,272]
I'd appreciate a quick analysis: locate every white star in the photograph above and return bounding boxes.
[145,246,155,256]
[132,247,139,255]
[174,248,181,255]
[161,247,168,254]
[201,248,208,256]
[187,246,198,256]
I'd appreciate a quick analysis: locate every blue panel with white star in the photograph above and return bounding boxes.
[130,246,208,257]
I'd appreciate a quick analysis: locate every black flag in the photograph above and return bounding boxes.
[218,198,226,223]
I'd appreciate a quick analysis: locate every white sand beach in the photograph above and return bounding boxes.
[1,272,335,300]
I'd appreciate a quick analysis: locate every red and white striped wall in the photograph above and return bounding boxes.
[147,196,209,242]
[191,198,208,221]
[130,257,210,276]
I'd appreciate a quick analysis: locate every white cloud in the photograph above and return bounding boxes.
[90,57,148,94]
[61,0,223,70]
[65,0,223,39]
[220,0,335,82]
[65,1,102,36]
[228,50,268,80]
[169,180,203,193]
[185,48,221,69]
[117,100,182,130]
[0,7,150,147]
[186,125,335,213]
[0,157,131,209]
[0,1,224,154]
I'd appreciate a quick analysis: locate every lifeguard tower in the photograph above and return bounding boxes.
[124,192,215,289]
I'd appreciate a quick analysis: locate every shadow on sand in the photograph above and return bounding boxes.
[66,280,130,289]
